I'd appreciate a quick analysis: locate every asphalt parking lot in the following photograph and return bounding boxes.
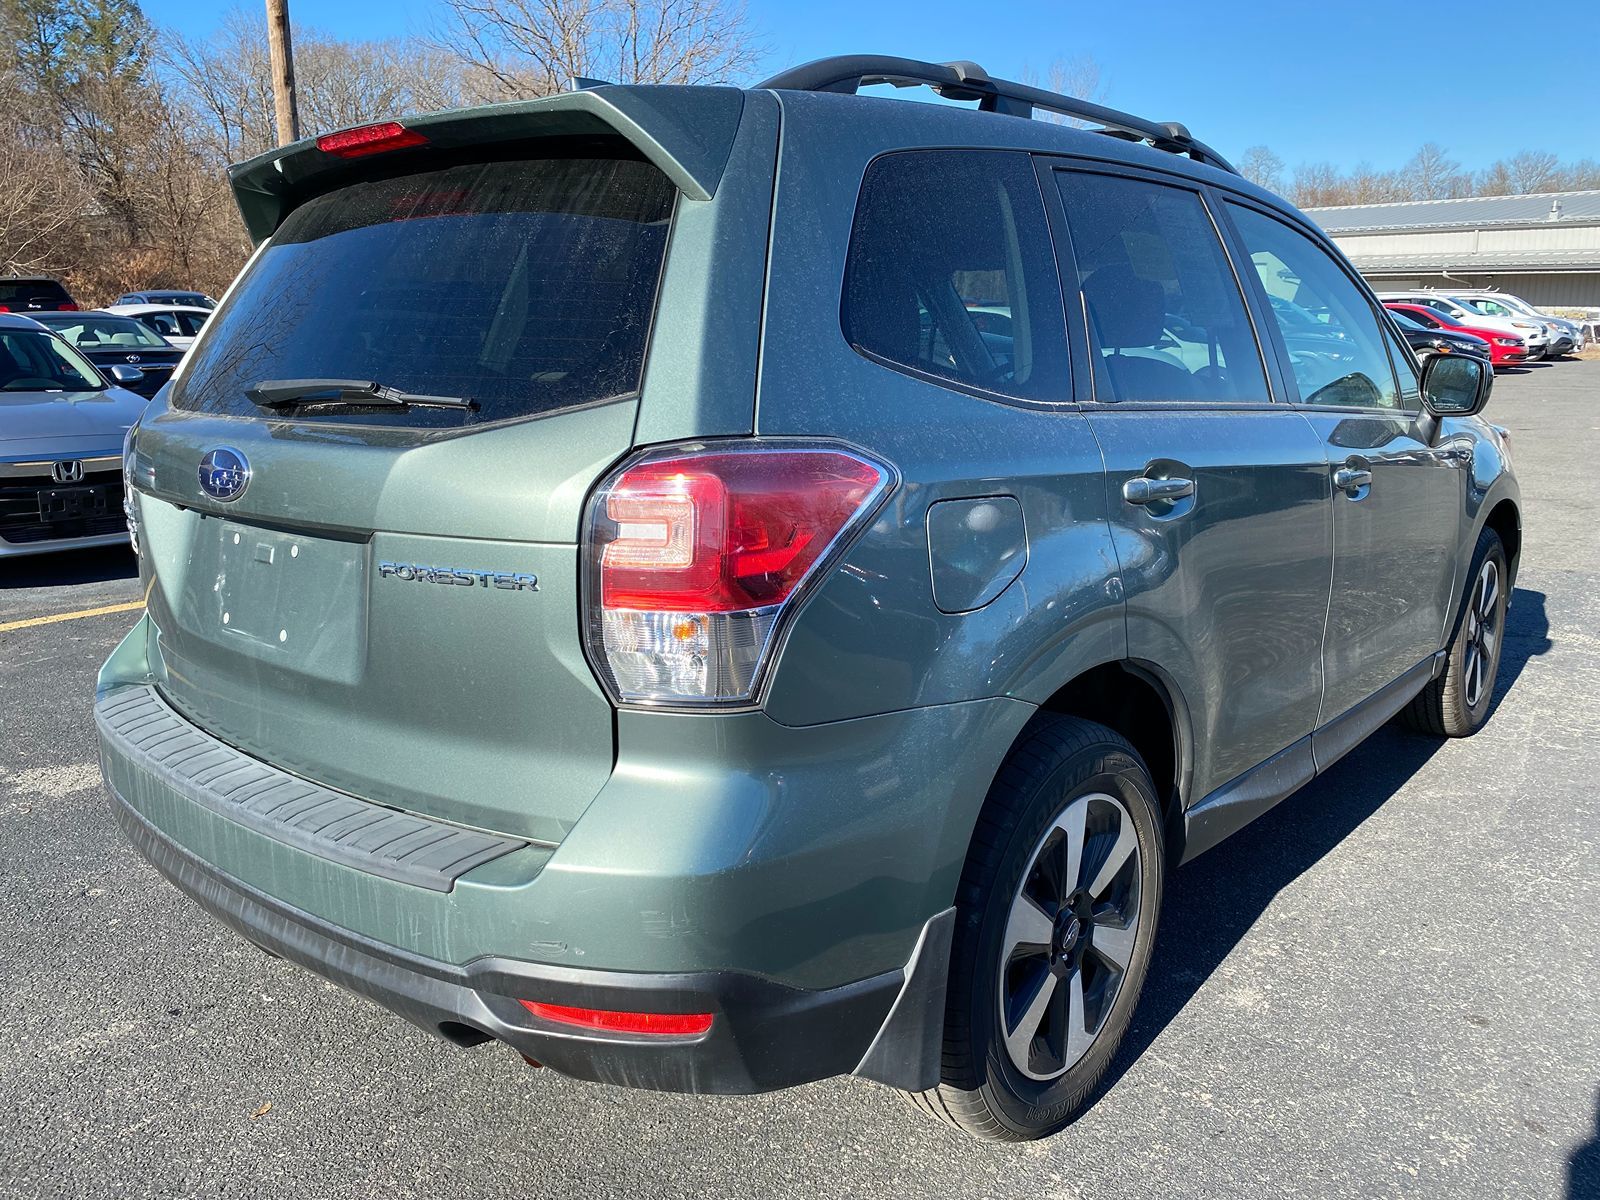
[2,362,1597,1200]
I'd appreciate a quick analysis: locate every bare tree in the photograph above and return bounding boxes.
[433,0,761,101]
[1475,160,1513,197]
[167,6,470,164]
[1559,158,1600,190]
[1400,142,1460,200]
[1505,149,1559,194]
[1345,161,1404,204]
[1290,162,1344,208]
[1237,145,1284,193]
[1018,55,1105,125]
[0,99,90,273]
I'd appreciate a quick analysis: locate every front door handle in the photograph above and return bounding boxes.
[1123,476,1195,505]
[1334,466,1373,494]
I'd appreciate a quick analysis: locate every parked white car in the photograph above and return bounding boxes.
[103,303,212,350]
[1375,291,1550,358]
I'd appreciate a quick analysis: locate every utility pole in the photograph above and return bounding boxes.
[265,0,300,146]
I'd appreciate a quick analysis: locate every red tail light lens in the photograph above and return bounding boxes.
[586,442,892,705]
[316,121,428,159]
[58,302,79,311]
[519,1000,714,1037]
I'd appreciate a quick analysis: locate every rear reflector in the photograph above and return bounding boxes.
[519,1000,714,1037]
[584,441,893,706]
[316,121,429,159]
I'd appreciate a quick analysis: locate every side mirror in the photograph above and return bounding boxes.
[107,364,145,386]
[1421,353,1490,418]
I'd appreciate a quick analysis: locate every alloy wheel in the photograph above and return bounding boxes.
[1462,557,1501,709]
[998,792,1142,1081]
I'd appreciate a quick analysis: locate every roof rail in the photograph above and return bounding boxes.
[756,55,1238,176]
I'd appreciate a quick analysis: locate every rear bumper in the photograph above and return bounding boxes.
[95,617,1012,1094]
[109,779,949,1094]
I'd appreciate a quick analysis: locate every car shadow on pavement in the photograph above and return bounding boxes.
[0,546,137,590]
[1572,1093,1600,1199]
[1095,588,1552,1101]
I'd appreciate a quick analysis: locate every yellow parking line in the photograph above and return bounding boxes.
[0,600,145,635]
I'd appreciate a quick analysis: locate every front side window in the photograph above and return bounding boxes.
[842,150,1067,403]
[1227,204,1402,410]
[1054,171,1267,405]
[0,330,104,392]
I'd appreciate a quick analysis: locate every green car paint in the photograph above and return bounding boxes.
[96,65,1520,1104]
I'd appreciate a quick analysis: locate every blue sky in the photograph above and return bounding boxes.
[139,0,1599,172]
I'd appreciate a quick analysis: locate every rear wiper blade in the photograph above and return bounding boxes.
[246,379,475,411]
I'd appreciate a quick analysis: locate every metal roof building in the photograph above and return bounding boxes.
[1304,190,1600,311]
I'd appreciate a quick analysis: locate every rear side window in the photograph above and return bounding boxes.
[141,312,206,339]
[842,151,1067,403]
[1227,204,1402,411]
[173,153,676,428]
[1054,171,1267,405]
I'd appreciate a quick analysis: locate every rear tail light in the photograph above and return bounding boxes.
[58,302,78,311]
[316,121,428,159]
[519,1000,713,1037]
[584,441,893,706]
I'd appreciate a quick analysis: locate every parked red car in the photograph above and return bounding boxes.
[1384,303,1527,366]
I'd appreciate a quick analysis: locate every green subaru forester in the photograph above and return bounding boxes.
[96,56,1520,1141]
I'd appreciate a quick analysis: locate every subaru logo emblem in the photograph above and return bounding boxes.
[125,354,141,363]
[51,460,84,484]
[198,447,250,502]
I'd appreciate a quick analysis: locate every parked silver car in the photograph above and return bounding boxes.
[0,312,145,557]
[1451,290,1585,355]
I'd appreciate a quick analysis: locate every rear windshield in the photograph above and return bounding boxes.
[173,152,676,428]
[0,280,71,304]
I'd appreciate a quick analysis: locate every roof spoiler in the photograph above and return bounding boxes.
[227,86,745,245]
[759,55,1237,176]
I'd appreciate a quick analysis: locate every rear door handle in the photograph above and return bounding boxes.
[1333,466,1373,493]
[1123,476,1195,505]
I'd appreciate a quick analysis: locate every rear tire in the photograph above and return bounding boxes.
[1401,527,1508,737]
[907,716,1164,1141]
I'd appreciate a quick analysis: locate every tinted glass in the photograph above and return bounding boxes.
[173,153,676,428]
[38,316,169,349]
[842,150,1067,402]
[1384,324,1422,404]
[0,330,104,391]
[172,311,208,337]
[1387,309,1425,330]
[148,292,211,308]
[1395,306,1441,328]
[1055,172,1266,404]
[0,280,71,304]
[1228,204,1402,410]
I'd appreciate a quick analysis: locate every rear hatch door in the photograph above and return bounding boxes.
[133,138,686,845]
